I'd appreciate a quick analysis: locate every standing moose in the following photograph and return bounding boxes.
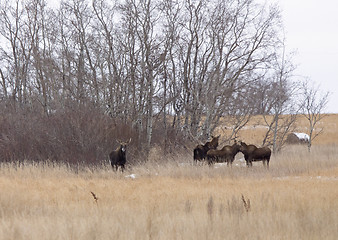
[109,138,131,172]
[239,141,271,168]
[206,141,241,166]
[193,135,220,163]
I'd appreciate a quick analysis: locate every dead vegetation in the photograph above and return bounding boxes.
[216,114,338,146]
[0,145,337,239]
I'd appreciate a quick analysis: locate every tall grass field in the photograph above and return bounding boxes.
[0,115,338,239]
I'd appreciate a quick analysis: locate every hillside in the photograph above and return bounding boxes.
[215,114,338,146]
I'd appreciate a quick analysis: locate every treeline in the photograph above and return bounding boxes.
[0,0,307,164]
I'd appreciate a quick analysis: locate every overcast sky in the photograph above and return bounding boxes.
[278,0,338,113]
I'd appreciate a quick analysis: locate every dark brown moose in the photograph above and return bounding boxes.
[206,141,241,166]
[239,141,271,168]
[193,135,220,163]
[109,138,131,172]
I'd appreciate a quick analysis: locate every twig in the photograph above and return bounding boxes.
[241,194,251,212]
[90,191,99,204]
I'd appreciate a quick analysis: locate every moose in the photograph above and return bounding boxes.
[109,138,131,172]
[206,141,241,166]
[239,141,271,168]
[193,135,220,163]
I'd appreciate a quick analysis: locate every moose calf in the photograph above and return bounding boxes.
[109,138,131,172]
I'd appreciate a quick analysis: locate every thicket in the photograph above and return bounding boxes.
[0,100,187,166]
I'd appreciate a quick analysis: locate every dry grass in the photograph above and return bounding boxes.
[216,114,338,146]
[0,144,338,240]
[1,114,337,239]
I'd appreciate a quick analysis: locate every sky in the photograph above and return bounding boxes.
[278,0,338,113]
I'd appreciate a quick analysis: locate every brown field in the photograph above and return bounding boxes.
[0,115,338,239]
[217,114,338,146]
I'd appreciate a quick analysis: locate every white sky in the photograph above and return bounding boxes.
[278,0,338,113]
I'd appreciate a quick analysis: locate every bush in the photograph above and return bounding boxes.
[0,100,190,167]
[0,101,133,166]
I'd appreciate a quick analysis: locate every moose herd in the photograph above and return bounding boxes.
[109,135,271,172]
[193,135,271,168]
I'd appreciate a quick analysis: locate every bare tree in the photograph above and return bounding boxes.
[0,0,30,106]
[261,44,299,152]
[0,68,8,98]
[117,0,165,155]
[171,0,283,142]
[300,81,329,151]
[92,0,118,106]
[26,0,51,114]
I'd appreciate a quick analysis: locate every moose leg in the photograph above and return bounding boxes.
[247,158,253,167]
[246,159,250,167]
[227,158,233,167]
[193,154,198,164]
[230,158,234,167]
[193,149,204,165]
[194,156,202,165]
[262,158,269,169]
[207,157,214,166]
